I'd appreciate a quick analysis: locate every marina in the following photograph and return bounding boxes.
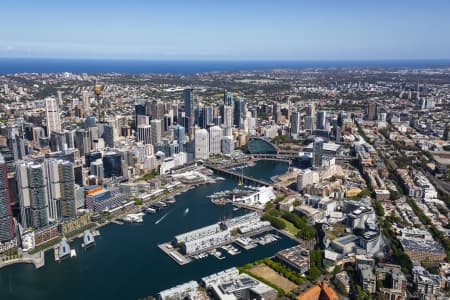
[0,161,294,300]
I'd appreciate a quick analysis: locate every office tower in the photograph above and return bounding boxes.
[135,102,146,128]
[316,111,327,130]
[313,141,324,168]
[223,105,233,128]
[184,89,195,133]
[147,100,164,121]
[137,125,152,145]
[137,115,150,127]
[85,115,97,128]
[150,119,162,145]
[209,126,223,154]
[0,154,14,242]
[75,129,91,156]
[336,127,342,142]
[213,115,222,126]
[163,114,171,132]
[90,159,104,180]
[367,102,377,121]
[33,127,46,145]
[306,103,316,117]
[16,160,49,229]
[304,116,316,132]
[194,128,209,160]
[233,98,247,128]
[45,159,76,219]
[50,131,66,152]
[224,91,233,106]
[200,106,213,129]
[290,111,301,137]
[273,101,282,123]
[221,136,234,155]
[64,129,76,149]
[57,90,64,106]
[8,134,25,161]
[82,90,91,116]
[102,152,123,178]
[174,125,185,152]
[101,124,114,148]
[45,97,61,136]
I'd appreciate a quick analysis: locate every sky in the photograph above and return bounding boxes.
[1,0,450,61]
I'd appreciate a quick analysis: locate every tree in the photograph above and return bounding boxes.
[333,265,342,274]
[307,265,321,281]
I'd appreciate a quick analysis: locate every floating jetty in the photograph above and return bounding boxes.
[82,230,96,248]
[56,239,71,261]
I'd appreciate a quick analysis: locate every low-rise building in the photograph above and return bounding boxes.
[276,245,310,274]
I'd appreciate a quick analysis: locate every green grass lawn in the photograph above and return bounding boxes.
[282,218,299,235]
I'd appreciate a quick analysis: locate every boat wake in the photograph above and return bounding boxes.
[183,208,190,216]
[155,211,171,224]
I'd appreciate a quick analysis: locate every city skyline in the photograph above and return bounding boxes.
[1,0,450,60]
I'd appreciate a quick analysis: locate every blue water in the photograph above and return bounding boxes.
[0,160,293,300]
[0,58,449,74]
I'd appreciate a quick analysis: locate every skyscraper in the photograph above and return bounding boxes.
[75,129,91,156]
[45,159,76,220]
[137,124,152,145]
[224,91,233,106]
[0,154,14,242]
[174,125,185,152]
[45,97,62,136]
[200,106,213,129]
[82,90,91,116]
[223,105,233,129]
[102,151,123,178]
[233,97,246,128]
[367,102,377,121]
[184,88,195,134]
[16,160,49,229]
[316,111,327,130]
[194,128,209,160]
[290,111,301,137]
[313,141,324,168]
[151,119,162,145]
[209,126,223,154]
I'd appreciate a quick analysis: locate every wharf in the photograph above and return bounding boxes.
[158,225,272,265]
[158,243,191,265]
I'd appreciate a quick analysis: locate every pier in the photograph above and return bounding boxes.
[158,225,273,266]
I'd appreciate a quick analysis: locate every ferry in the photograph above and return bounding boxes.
[82,230,96,248]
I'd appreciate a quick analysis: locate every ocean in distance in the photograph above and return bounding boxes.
[1,58,450,74]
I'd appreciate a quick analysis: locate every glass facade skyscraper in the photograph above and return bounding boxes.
[174,125,185,152]
[0,154,14,242]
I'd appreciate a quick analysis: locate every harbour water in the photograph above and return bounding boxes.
[0,161,294,300]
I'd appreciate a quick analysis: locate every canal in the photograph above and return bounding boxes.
[0,160,295,300]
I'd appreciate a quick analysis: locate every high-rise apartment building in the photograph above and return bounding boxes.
[194,128,209,160]
[45,159,76,220]
[209,126,223,154]
[45,97,62,136]
[0,154,14,242]
[184,89,195,134]
[16,160,50,229]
